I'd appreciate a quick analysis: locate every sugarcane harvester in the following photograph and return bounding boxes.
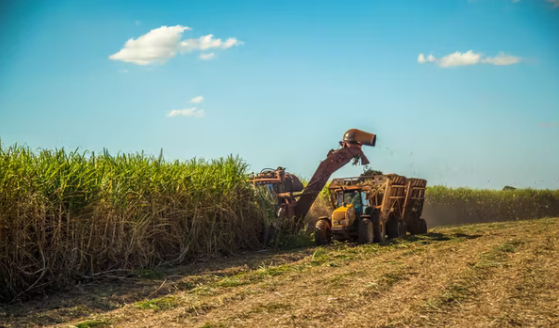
[250,129,377,234]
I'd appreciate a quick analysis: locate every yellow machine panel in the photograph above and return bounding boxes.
[331,204,356,229]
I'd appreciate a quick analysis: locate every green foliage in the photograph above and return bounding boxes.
[361,167,383,176]
[426,185,559,222]
[0,144,265,301]
[75,320,110,328]
[300,178,330,202]
[135,297,178,311]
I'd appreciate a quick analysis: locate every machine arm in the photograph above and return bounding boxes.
[294,129,376,221]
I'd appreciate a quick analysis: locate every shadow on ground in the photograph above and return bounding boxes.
[0,247,316,327]
[0,230,484,327]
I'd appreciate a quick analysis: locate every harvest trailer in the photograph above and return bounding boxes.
[315,174,428,245]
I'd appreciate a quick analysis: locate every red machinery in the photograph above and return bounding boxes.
[250,129,377,232]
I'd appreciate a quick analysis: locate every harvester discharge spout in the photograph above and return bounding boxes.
[343,129,377,147]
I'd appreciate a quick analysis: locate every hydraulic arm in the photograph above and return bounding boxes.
[294,129,377,221]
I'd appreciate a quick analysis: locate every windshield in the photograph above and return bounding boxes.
[337,190,362,207]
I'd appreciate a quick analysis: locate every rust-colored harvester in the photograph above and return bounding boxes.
[250,129,376,233]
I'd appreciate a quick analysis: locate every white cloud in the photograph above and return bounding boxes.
[167,108,205,118]
[200,53,215,60]
[417,53,435,64]
[190,96,203,103]
[110,25,191,65]
[439,50,481,67]
[109,26,242,65]
[481,52,521,65]
[418,50,521,68]
[179,35,243,52]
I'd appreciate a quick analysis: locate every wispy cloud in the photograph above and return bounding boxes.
[190,96,203,103]
[418,51,521,68]
[200,53,215,60]
[119,69,129,73]
[180,34,243,52]
[135,20,141,26]
[540,121,559,128]
[109,25,242,65]
[167,108,205,118]
[475,0,559,8]
[515,0,559,7]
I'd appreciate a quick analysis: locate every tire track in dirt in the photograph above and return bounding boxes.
[42,219,559,328]
[172,233,508,327]
[399,220,559,328]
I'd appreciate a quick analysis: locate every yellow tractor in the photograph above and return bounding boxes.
[315,174,428,245]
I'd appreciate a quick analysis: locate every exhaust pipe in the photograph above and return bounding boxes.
[343,129,377,147]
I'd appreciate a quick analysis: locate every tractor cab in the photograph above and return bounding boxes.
[327,187,373,238]
[335,189,369,216]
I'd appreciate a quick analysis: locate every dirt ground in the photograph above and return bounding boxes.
[1,218,558,328]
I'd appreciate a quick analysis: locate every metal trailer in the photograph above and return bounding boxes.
[318,174,427,244]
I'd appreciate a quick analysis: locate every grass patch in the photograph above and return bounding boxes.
[177,281,197,291]
[189,285,217,297]
[199,322,225,328]
[402,248,425,256]
[135,296,178,311]
[310,248,329,266]
[75,320,110,328]
[213,276,248,288]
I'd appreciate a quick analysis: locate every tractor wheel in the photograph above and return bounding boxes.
[386,218,401,239]
[357,218,374,244]
[408,219,420,235]
[399,221,407,237]
[419,218,428,234]
[372,215,385,243]
[315,219,331,245]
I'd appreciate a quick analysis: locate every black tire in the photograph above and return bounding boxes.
[399,221,407,237]
[419,218,427,234]
[357,218,374,244]
[315,219,331,245]
[372,214,385,243]
[386,218,401,239]
[408,218,420,235]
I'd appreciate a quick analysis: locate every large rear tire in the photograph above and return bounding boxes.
[372,214,385,243]
[386,218,401,239]
[399,221,407,237]
[315,219,331,245]
[408,218,420,235]
[357,218,374,244]
[419,218,427,234]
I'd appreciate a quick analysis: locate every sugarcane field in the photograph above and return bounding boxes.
[1,1,559,327]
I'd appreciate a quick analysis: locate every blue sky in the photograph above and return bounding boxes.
[1,0,558,189]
